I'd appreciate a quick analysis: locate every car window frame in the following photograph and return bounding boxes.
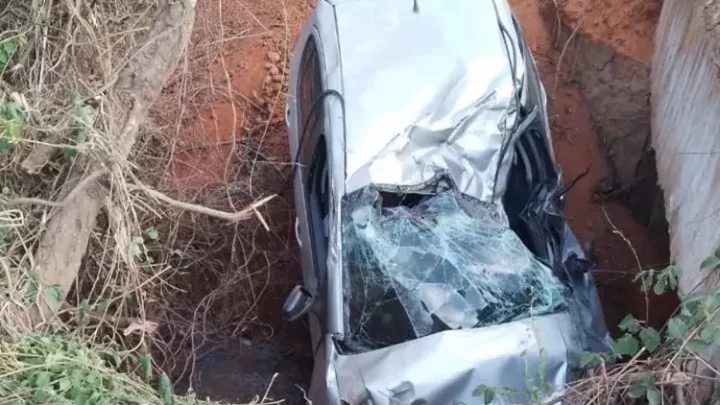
[297,34,330,287]
[298,36,321,166]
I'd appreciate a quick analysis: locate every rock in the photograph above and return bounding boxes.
[267,51,281,63]
[269,65,280,76]
[264,62,274,69]
[272,75,283,83]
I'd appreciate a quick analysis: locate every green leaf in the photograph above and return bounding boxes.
[473,385,496,405]
[0,137,11,154]
[140,354,153,381]
[58,377,72,392]
[577,352,602,368]
[667,266,681,291]
[70,369,83,387]
[32,388,50,403]
[87,370,98,385]
[473,385,490,398]
[618,314,641,333]
[45,285,64,311]
[132,235,145,259]
[159,372,173,405]
[74,104,93,127]
[700,325,719,342]
[627,381,646,398]
[35,371,51,388]
[653,274,668,295]
[639,327,661,353]
[74,390,90,405]
[0,40,17,57]
[64,147,77,160]
[666,317,688,340]
[613,334,640,357]
[483,388,495,405]
[95,299,109,314]
[646,386,661,405]
[144,227,160,241]
[701,255,720,271]
[0,40,15,71]
[685,339,710,353]
[3,102,26,123]
[126,292,137,309]
[638,271,654,293]
[5,120,20,139]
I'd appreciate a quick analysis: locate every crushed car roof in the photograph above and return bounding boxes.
[332,0,528,202]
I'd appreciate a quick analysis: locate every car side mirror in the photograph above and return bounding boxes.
[281,285,314,322]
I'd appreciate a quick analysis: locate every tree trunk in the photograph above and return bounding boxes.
[30,0,196,326]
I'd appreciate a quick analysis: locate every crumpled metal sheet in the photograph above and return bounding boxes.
[334,312,576,405]
[335,0,527,203]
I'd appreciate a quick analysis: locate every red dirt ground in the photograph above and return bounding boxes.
[148,0,315,399]
[513,0,675,333]
[151,0,673,398]
[559,0,662,66]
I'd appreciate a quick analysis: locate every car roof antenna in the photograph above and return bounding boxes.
[413,0,419,13]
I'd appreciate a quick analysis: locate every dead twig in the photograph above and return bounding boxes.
[552,24,581,100]
[2,170,108,208]
[129,183,276,223]
[602,206,647,322]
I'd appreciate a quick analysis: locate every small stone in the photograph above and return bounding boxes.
[263,75,272,86]
[265,62,274,69]
[267,51,281,63]
[269,65,280,76]
[272,75,283,83]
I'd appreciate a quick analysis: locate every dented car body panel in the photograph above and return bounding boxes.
[284,1,612,404]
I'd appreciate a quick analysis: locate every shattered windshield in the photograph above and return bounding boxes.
[340,186,567,353]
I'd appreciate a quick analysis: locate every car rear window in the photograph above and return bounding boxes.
[339,185,567,353]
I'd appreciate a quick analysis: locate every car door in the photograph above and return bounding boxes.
[293,30,334,349]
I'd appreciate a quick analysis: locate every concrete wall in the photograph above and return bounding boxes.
[652,0,720,294]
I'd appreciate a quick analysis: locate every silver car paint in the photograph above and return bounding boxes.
[335,313,577,405]
[335,0,526,203]
[286,1,610,404]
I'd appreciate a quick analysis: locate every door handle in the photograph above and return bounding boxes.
[295,217,303,248]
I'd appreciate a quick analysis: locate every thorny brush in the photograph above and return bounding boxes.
[0,0,298,401]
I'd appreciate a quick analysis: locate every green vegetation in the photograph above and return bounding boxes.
[470,248,720,405]
[0,334,217,405]
[0,100,27,154]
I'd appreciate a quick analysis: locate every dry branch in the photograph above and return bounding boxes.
[130,184,276,223]
[2,170,108,208]
[28,0,197,327]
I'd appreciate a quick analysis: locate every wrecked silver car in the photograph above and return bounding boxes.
[281,0,613,404]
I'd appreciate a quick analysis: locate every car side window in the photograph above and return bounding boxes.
[298,35,330,283]
[298,37,320,165]
[306,136,330,283]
